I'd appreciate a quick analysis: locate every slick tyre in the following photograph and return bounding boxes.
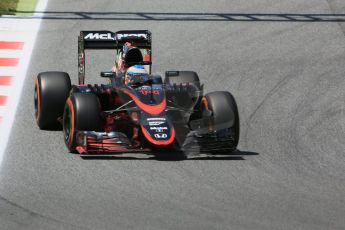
[63,93,101,153]
[34,71,71,130]
[202,91,240,148]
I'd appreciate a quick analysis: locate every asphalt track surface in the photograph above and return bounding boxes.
[1,0,345,229]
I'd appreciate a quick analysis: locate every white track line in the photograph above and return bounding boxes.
[0,50,22,58]
[0,0,49,167]
[0,67,19,76]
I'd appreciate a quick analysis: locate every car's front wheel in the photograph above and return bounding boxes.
[199,91,240,151]
[63,93,102,153]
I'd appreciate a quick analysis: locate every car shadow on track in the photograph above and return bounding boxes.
[80,149,259,161]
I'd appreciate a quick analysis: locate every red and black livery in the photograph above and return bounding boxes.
[34,30,240,155]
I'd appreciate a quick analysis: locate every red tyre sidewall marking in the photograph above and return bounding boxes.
[201,96,209,111]
[66,98,75,147]
[201,96,213,132]
[35,79,41,121]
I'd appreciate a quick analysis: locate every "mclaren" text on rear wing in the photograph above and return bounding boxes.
[80,30,151,49]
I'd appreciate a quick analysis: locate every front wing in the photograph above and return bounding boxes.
[74,129,237,156]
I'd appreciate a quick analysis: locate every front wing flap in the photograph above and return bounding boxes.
[75,131,150,155]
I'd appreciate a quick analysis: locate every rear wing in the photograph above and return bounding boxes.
[78,30,152,84]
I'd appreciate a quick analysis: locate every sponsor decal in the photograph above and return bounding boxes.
[149,121,165,126]
[140,89,160,95]
[150,127,168,130]
[117,33,147,40]
[154,133,168,139]
[150,127,168,132]
[84,33,115,40]
[147,117,166,121]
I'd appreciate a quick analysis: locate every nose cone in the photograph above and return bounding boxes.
[140,116,175,146]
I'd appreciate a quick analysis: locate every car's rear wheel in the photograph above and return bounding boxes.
[200,91,240,150]
[34,71,71,130]
[63,93,102,153]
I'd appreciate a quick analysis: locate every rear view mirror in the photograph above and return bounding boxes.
[100,71,116,78]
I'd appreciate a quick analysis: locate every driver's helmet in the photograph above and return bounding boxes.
[125,65,149,87]
[122,42,134,56]
[115,42,143,72]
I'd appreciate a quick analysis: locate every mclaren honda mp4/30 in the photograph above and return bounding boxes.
[34,30,240,156]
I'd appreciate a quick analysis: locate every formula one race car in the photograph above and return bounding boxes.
[34,30,240,155]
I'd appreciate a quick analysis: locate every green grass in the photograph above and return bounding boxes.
[16,0,39,16]
[0,0,38,16]
[0,0,19,15]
